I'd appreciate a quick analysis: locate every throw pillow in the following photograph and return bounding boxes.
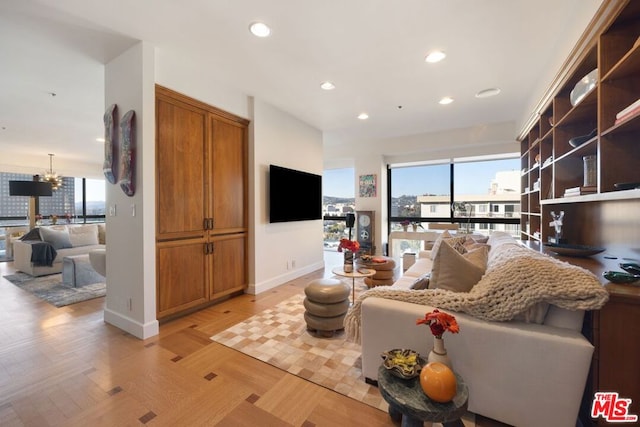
[513,302,550,324]
[97,223,106,245]
[429,241,488,292]
[430,231,468,260]
[69,224,99,247]
[19,228,42,241]
[410,273,431,290]
[463,236,491,252]
[39,226,72,250]
[430,230,453,260]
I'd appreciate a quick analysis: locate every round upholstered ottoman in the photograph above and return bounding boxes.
[304,278,350,337]
[357,256,398,287]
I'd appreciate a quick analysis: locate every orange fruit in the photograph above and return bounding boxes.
[419,362,457,402]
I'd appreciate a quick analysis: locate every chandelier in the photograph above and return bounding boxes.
[42,153,63,191]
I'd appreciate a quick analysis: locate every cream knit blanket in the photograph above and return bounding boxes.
[344,240,609,343]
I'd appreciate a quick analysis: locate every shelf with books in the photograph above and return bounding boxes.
[519,4,640,423]
[540,188,640,205]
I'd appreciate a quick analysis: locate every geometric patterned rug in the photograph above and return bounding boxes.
[3,272,106,307]
[210,293,389,411]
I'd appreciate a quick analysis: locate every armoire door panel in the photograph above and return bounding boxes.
[211,234,246,298]
[156,97,207,238]
[157,241,208,317]
[210,117,246,230]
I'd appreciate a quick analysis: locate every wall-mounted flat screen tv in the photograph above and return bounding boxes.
[269,164,322,223]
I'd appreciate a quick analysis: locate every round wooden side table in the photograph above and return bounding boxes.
[377,365,468,427]
[331,266,376,303]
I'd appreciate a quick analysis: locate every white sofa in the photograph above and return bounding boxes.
[359,232,603,427]
[13,224,105,276]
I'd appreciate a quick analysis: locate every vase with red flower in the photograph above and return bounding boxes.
[416,309,459,369]
[338,238,360,273]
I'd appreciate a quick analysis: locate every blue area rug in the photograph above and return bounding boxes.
[3,272,105,307]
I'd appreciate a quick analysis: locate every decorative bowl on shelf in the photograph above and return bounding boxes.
[620,262,640,275]
[614,182,640,191]
[544,243,605,257]
[381,349,425,379]
[568,128,597,148]
[603,271,640,284]
[570,69,598,106]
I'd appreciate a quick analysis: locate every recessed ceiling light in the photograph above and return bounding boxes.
[425,50,446,63]
[439,97,454,105]
[96,137,105,142]
[475,87,501,98]
[320,81,335,90]
[358,113,369,120]
[249,22,271,37]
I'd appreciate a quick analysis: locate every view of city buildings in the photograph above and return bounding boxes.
[322,168,521,254]
[0,173,77,225]
[0,172,106,257]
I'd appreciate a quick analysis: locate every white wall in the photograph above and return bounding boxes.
[155,48,250,121]
[103,41,158,339]
[250,98,324,294]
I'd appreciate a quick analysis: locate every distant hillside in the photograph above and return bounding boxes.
[324,195,420,206]
[323,196,355,205]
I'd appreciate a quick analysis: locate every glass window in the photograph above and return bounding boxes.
[453,158,520,219]
[390,163,450,229]
[0,172,31,226]
[84,178,106,221]
[0,172,106,227]
[39,177,75,220]
[388,155,520,240]
[323,168,355,251]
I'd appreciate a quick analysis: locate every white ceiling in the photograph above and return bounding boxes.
[0,0,603,178]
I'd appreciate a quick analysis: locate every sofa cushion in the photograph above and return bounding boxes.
[463,235,491,251]
[39,226,72,250]
[430,230,452,259]
[430,230,467,260]
[20,228,42,241]
[429,240,488,292]
[69,224,99,247]
[410,273,431,290]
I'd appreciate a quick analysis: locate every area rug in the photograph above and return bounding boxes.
[3,272,105,307]
[210,292,389,411]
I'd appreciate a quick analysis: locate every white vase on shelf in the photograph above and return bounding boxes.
[427,336,452,369]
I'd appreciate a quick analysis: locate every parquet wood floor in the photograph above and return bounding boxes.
[0,256,507,426]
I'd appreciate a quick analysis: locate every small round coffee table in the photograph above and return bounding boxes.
[331,266,376,303]
[377,365,468,427]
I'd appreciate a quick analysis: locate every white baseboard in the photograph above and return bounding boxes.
[104,308,159,339]
[247,260,325,295]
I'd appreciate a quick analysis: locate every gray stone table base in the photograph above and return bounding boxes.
[377,365,468,427]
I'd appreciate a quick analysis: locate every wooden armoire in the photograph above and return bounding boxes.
[155,85,248,320]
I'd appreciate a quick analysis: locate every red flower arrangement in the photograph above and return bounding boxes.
[337,238,360,253]
[416,309,459,338]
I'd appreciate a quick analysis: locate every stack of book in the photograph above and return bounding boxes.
[615,98,640,125]
[564,186,596,197]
